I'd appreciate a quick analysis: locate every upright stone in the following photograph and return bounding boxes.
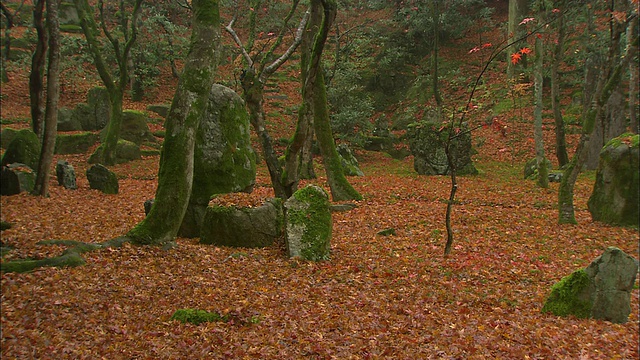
[284,185,332,261]
[542,247,639,324]
[83,87,111,131]
[178,84,256,238]
[55,160,77,190]
[86,164,119,194]
[587,134,639,226]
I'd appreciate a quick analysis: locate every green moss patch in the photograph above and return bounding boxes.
[541,269,594,318]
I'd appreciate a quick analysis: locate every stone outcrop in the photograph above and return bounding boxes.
[55,160,77,190]
[86,164,119,194]
[1,129,41,170]
[0,163,35,195]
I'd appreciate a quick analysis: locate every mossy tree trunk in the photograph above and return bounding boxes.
[29,0,46,140]
[126,0,220,246]
[73,0,142,166]
[533,9,548,189]
[558,9,636,224]
[307,0,361,202]
[551,5,569,167]
[283,0,322,195]
[33,0,60,197]
[629,16,639,134]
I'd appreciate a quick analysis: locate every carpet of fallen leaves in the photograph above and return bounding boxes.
[1,147,638,359]
[2,3,639,358]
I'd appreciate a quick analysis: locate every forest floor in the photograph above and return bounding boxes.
[1,3,639,359]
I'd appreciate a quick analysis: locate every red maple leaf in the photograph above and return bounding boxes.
[519,47,532,55]
[511,52,522,65]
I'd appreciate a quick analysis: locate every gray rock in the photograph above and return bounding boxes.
[86,164,118,194]
[542,247,639,324]
[83,87,110,131]
[57,107,82,131]
[54,132,98,154]
[587,134,639,226]
[284,185,332,261]
[146,104,170,118]
[0,163,35,195]
[100,110,155,145]
[55,160,77,190]
[200,198,283,248]
[0,127,18,149]
[144,199,154,215]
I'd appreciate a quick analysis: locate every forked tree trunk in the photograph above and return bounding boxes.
[33,0,61,197]
[126,0,220,245]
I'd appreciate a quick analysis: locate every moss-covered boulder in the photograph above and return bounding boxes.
[179,85,256,237]
[1,129,41,170]
[86,164,118,194]
[406,121,478,176]
[83,87,111,131]
[0,127,19,149]
[88,139,140,165]
[199,198,283,248]
[147,103,170,118]
[587,134,639,227]
[284,185,332,261]
[54,132,98,154]
[0,163,36,195]
[100,110,155,145]
[337,144,364,177]
[57,107,82,131]
[542,247,639,324]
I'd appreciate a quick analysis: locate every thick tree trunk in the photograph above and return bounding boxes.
[533,16,548,188]
[551,8,569,167]
[102,91,124,165]
[29,0,46,140]
[33,0,61,197]
[126,0,220,245]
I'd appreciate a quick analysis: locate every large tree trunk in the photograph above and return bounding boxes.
[551,6,569,167]
[29,0,46,139]
[33,0,61,197]
[126,0,220,245]
[629,16,639,134]
[533,13,548,188]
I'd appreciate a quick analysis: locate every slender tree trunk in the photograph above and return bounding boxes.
[551,7,569,167]
[101,91,124,165]
[308,0,361,202]
[33,0,61,197]
[126,0,220,245]
[241,69,288,199]
[443,138,457,256]
[507,0,529,81]
[29,0,47,139]
[533,14,548,188]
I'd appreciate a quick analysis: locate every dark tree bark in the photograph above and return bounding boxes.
[33,0,61,197]
[73,0,143,165]
[126,0,220,245]
[551,4,569,167]
[629,16,639,134]
[506,0,529,80]
[533,9,548,188]
[29,0,47,139]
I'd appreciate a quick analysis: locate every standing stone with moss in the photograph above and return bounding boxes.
[179,84,256,238]
[284,185,332,261]
[1,129,41,170]
[587,134,639,227]
[542,247,638,324]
